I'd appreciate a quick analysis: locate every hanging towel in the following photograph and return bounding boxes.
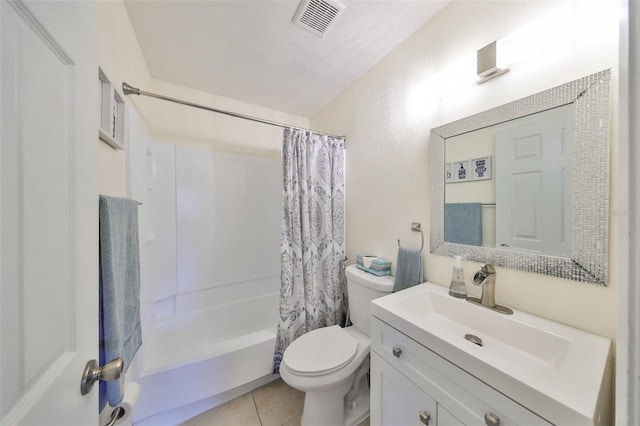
[393,247,423,292]
[99,195,142,411]
[444,203,483,246]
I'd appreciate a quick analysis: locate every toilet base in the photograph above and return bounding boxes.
[300,384,370,426]
[300,360,371,426]
[301,379,350,426]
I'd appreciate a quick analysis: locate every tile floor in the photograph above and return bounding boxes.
[180,378,370,426]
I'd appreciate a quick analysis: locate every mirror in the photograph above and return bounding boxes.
[444,103,574,256]
[430,70,611,285]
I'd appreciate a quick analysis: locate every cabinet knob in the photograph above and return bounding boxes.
[484,413,500,426]
[392,347,402,358]
[419,410,431,425]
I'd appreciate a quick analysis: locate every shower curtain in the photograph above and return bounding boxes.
[273,128,347,374]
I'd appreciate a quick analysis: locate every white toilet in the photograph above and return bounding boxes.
[280,264,394,426]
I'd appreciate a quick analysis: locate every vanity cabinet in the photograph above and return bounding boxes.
[370,317,551,426]
[371,353,464,426]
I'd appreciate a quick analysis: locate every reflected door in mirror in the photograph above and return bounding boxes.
[495,106,573,257]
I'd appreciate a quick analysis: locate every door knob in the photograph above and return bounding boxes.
[80,357,123,395]
[392,347,402,358]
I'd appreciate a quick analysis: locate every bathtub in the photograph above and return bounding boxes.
[132,291,279,424]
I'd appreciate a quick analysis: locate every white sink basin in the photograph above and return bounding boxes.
[371,282,612,424]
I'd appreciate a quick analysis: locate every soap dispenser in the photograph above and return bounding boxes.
[448,255,467,298]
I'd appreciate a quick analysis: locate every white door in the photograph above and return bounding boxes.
[495,105,573,257]
[1,1,98,425]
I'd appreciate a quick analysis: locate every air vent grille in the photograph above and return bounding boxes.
[292,0,345,37]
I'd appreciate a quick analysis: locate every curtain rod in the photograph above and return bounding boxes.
[122,82,345,141]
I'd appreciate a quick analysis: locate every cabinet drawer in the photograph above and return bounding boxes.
[371,317,551,425]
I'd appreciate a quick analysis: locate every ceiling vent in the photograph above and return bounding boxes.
[292,0,346,37]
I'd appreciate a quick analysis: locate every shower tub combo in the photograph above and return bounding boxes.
[126,117,282,425]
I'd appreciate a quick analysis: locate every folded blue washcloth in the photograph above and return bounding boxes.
[99,195,142,410]
[356,254,391,276]
[393,247,423,292]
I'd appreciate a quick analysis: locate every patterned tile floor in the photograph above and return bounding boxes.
[180,378,370,426]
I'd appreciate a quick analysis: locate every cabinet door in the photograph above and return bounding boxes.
[371,353,437,426]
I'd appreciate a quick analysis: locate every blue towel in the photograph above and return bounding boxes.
[393,247,423,292]
[444,203,483,246]
[99,195,142,410]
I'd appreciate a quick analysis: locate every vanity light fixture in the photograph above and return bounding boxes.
[476,41,510,84]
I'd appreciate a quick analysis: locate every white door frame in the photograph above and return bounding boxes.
[617,0,639,423]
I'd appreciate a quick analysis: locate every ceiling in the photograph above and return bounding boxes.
[124,0,451,118]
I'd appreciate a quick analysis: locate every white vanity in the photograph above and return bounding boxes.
[370,283,612,425]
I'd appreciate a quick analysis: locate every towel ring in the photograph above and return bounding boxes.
[397,222,424,253]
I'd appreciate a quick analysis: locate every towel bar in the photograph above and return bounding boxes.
[397,222,424,252]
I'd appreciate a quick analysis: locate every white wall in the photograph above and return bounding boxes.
[174,145,281,316]
[311,0,619,341]
[127,96,281,323]
[97,0,310,197]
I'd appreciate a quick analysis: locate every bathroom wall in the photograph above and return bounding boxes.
[311,0,619,341]
[127,107,281,324]
[173,144,281,316]
[97,0,310,197]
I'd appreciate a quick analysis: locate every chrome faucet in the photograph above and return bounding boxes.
[468,264,513,315]
[472,264,497,306]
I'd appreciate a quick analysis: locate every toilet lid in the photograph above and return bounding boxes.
[283,325,358,377]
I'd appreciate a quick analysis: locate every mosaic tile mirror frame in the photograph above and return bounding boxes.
[430,69,611,285]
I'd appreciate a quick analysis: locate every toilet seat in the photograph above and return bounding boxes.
[283,325,358,377]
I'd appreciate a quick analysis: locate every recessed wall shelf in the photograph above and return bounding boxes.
[98,67,125,150]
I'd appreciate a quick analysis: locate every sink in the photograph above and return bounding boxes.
[397,288,570,367]
[371,282,612,424]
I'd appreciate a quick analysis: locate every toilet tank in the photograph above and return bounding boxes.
[345,264,394,336]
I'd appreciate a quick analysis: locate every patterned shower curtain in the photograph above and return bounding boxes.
[273,128,347,374]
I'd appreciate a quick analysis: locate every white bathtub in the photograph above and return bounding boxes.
[133,291,279,424]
